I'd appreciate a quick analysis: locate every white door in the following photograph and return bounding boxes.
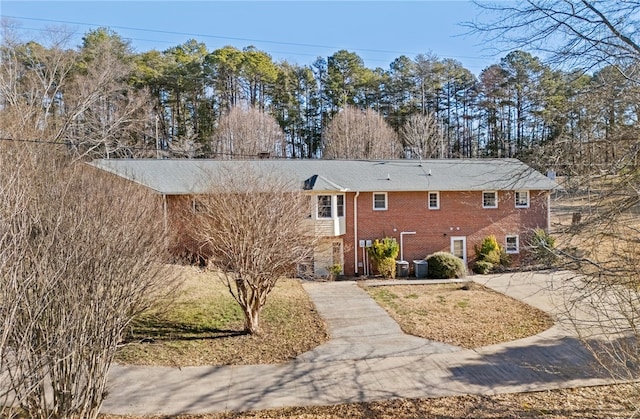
[450,236,467,265]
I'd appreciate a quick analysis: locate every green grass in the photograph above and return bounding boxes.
[115,265,328,366]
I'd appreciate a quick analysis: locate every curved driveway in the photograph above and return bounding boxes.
[102,271,615,416]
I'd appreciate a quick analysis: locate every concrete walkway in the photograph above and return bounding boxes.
[297,281,461,362]
[102,271,616,416]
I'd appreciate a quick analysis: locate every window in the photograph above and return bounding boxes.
[336,194,345,217]
[317,195,332,218]
[515,190,529,208]
[506,235,519,254]
[428,191,440,210]
[192,198,204,213]
[373,192,388,210]
[482,191,498,208]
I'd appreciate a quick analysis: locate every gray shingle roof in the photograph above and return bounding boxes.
[89,158,558,195]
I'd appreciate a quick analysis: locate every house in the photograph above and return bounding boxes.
[89,158,558,277]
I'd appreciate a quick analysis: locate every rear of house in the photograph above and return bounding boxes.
[90,158,557,277]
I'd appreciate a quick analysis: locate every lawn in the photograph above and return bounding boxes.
[101,383,639,418]
[115,265,329,366]
[364,282,554,348]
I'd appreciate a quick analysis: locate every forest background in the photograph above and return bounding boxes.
[2,2,636,179]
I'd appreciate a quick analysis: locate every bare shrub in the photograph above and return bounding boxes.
[0,142,176,418]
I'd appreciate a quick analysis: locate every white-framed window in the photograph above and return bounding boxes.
[506,235,519,254]
[373,192,388,211]
[515,190,530,208]
[317,195,332,218]
[336,194,345,217]
[192,198,204,213]
[482,191,498,208]
[428,191,440,210]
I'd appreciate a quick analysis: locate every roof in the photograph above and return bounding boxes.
[88,158,558,195]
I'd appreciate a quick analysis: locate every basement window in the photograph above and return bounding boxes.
[506,235,520,254]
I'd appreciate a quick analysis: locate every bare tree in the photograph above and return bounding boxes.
[472,1,640,77]
[401,112,445,158]
[0,142,176,418]
[211,106,286,158]
[322,106,401,159]
[188,164,316,335]
[474,0,640,392]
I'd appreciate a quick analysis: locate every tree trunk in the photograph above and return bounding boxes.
[243,305,261,335]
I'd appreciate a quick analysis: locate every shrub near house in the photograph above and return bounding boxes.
[426,252,467,279]
[368,237,400,278]
[473,235,511,274]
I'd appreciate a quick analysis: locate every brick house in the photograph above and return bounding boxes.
[90,158,557,277]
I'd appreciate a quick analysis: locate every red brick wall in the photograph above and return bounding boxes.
[342,190,549,276]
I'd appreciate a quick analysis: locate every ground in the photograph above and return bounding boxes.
[365,282,553,348]
[101,383,639,418]
[102,187,640,417]
[116,266,328,366]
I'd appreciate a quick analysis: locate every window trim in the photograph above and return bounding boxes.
[505,235,520,254]
[317,195,332,219]
[373,192,388,211]
[428,191,440,210]
[515,190,530,208]
[482,191,498,209]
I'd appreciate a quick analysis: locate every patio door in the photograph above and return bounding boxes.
[450,236,467,265]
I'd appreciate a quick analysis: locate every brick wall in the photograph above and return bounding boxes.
[342,190,549,276]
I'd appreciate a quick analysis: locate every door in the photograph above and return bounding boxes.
[450,236,467,265]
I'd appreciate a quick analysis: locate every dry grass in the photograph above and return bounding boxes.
[115,265,329,366]
[365,282,553,348]
[100,383,640,418]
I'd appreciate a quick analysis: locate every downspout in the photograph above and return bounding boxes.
[162,194,168,233]
[400,231,416,261]
[353,191,360,275]
[546,191,551,231]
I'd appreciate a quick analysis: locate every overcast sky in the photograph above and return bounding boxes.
[2,1,509,76]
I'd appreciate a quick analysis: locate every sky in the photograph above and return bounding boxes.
[1,1,508,77]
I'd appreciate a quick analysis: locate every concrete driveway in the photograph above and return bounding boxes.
[102,271,617,416]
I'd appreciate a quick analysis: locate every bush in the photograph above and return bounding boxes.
[528,228,558,267]
[426,252,467,279]
[472,260,494,274]
[327,264,342,280]
[475,235,502,264]
[376,257,397,279]
[368,237,400,278]
[473,235,512,274]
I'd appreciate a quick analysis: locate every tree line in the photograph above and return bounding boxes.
[2,22,639,176]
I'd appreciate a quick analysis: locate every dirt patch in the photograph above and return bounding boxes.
[100,383,640,418]
[365,282,553,348]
